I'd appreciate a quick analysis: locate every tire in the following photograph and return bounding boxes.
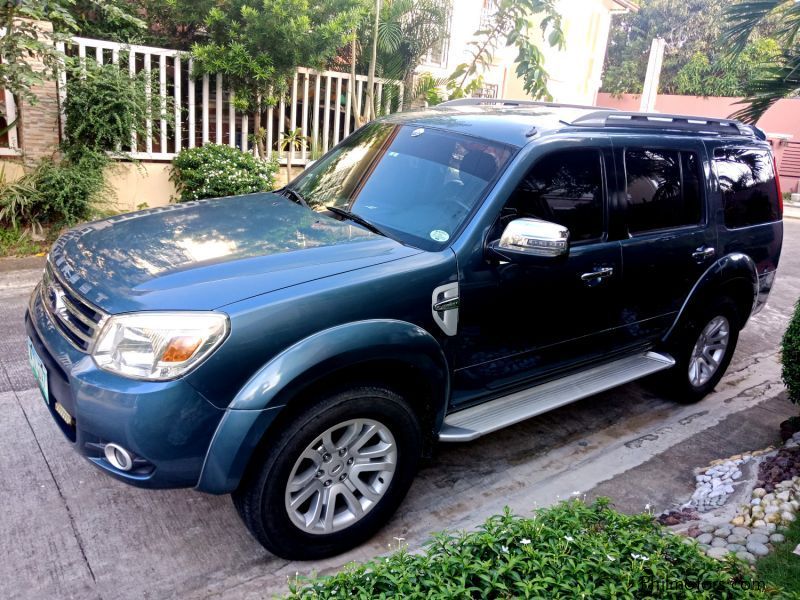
[232,385,421,560]
[663,297,740,403]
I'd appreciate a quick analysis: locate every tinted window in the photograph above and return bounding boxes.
[625,149,702,233]
[504,149,604,242]
[714,147,780,228]
[292,122,513,250]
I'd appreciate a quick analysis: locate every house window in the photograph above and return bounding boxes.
[421,0,452,68]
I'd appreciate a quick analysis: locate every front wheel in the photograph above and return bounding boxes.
[664,298,740,403]
[233,386,421,559]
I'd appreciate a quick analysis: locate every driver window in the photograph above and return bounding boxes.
[504,149,605,242]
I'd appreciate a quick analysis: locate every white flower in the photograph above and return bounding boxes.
[564,535,574,542]
[571,490,581,496]
[631,553,649,561]
[644,503,651,511]
[606,554,616,562]
[500,545,509,553]
[520,538,531,545]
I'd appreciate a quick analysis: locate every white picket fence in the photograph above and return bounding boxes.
[62,36,405,164]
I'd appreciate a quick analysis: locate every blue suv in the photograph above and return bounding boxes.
[25,99,783,558]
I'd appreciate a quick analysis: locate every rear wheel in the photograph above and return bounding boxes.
[233,385,421,559]
[664,298,740,403]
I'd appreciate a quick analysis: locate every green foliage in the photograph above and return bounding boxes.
[30,151,111,226]
[0,167,39,229]
[63,0,146,43]
[0,0,75,133]
[63,61,154,156]
[450,0,564,101]
[286,499,767,599]
[191,0,364,113]
[781,299,800,404]
[722,0,800,123]
[674,39,782,97]
[170,144,279,202]
[756,516,800,596]
[601,0,784,99]
[0,225,46,257]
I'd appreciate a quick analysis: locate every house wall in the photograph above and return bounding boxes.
[418,0,628,105]
[596,93,800,193]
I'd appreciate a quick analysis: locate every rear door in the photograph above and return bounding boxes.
[613,137,716,343]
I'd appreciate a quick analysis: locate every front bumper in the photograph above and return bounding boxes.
[26,286,225,489]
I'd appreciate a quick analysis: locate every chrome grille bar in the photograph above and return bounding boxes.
[40,262,108,352]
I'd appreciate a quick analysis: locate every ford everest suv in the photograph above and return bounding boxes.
[25,99,783,559]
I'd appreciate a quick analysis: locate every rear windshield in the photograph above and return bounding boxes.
[713,147,780,228]
[292,122,514,250]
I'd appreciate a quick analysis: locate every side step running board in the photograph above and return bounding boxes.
[439,352,675,442]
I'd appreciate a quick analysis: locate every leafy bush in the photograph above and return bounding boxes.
[31,151,111,226]
[63,60,154,155]
[287,499,766,599]
[0,166,39,228]
[170,144,278,202]
[782,299,800,404]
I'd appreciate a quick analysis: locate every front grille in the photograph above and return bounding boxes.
[40,262,107,352]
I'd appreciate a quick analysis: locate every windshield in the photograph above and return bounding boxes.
[291,122,514,250]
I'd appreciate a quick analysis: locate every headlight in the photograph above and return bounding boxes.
[92,312,229,380]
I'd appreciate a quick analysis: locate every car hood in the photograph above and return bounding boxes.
[49,193,422,313]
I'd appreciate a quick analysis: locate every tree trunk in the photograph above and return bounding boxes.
[366,0,381,121]
[350,30,361,127]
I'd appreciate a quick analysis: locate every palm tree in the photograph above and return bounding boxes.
[279,128,309,186]
[722,0,800,123]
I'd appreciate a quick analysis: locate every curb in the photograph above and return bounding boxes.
[0,255,46,274]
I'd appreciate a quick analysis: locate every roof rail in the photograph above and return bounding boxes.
[569,110,755,137]
[439,98,609,111]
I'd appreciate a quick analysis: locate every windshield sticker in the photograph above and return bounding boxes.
[411,127,425,137]
[430,230,450,242]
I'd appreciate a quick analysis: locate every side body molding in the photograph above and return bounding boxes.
[663,252,758,342]
[196,319,449,494]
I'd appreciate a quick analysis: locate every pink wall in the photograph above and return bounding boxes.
[596,93,800,193]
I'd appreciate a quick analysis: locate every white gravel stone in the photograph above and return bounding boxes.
[727,543,744,553]
[711,537,728,548]
[707,547,730,560]
[746,541,769,556]
[770,533,786,543]
[736,551,756,564]
[727,534,746,545]
[747,533,770,545]
[713,527,731,538]
[696,533,713,545]
[699,524,715,534]
[731,527,751,537]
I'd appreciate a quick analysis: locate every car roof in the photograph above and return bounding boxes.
[382,101,765,148]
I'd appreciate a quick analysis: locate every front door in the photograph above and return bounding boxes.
[452,145,624,406]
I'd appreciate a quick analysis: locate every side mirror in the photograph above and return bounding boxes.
[488,218,570,262]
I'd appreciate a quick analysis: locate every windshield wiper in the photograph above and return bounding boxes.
[325,206,387,237]
[278,186,309,208]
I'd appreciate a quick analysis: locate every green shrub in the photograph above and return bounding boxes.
[0,166,39,228]
[170,144,278,202]
[287,499,767,599]
[63,60,154,156]
[30,151,112,226]
[782,299,800,404]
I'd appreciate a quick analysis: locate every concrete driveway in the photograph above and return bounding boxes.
[2,222,799,599]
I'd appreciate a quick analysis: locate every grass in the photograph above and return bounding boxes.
[757,517,800,597]
[0,226,48,257]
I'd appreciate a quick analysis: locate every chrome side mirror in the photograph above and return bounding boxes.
[493,218,570,260]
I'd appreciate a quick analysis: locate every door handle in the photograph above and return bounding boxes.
[692,246,716,262]
[580,267,614,282]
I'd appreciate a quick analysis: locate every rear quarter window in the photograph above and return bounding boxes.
[714,147,780,228]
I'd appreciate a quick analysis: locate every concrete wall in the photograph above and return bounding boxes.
[596,93,800,193]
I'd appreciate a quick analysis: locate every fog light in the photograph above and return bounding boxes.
[104,443,134,472]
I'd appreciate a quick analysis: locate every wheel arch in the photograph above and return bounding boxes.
[196,319,449,494]
[663,252,758,345]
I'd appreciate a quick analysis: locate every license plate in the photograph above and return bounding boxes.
[27,338,49,404]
